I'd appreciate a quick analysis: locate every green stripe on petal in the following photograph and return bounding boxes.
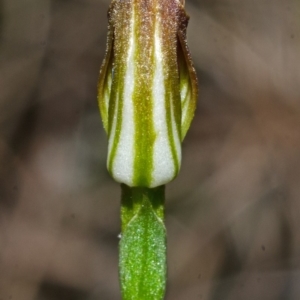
[107,0,134,182]
[132,0,156,187]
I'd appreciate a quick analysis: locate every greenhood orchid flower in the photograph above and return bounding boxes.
[97,0,198,298]
[98,0,198,188]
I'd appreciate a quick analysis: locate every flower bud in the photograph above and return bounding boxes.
[98,0,198,188]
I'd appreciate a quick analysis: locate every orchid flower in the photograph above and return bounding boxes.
[98,0,197,188]
[97,0,198,298]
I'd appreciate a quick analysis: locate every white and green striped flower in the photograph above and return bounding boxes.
[98,0,198,188]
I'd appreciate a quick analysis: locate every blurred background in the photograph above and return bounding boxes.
[1,0,300,299]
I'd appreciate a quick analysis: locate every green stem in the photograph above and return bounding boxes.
[119,184,166,300]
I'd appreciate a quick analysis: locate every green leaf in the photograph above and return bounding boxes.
[120,185,166,300]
